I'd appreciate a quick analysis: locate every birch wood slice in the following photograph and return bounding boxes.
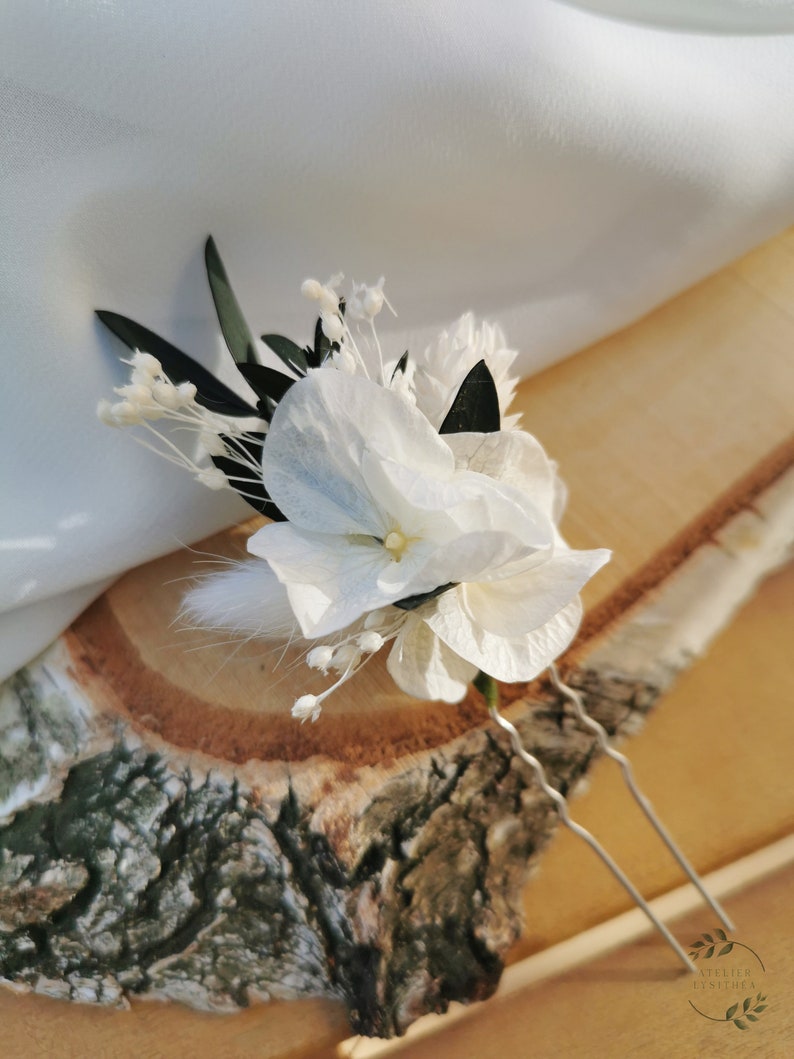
[1,230,793,1039]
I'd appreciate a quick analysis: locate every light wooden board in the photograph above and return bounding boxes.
[346,855,794,1059]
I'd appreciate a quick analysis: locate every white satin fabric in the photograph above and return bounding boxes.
[2,1,794,680]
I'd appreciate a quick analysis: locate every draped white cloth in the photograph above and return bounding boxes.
[2,0,794,680]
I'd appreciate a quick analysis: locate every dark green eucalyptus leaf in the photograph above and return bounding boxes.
[311,315,333,367]
[262,334,309,375]
[718,944,734,956]
[205,236,258,365]
[746,1014,759,1022]
[726,1003,739,1020]
[704,946,715,958]
[439,359,500,435]
[715,929,727,941]
[755,1005,767,1013]
[393,582,456,611]
[210,432,286,521]
[391,351,409,381]
[236,363,297,409]
[96,310,259,418]
[734,1019,748,1030]
[692,941,706,949]
[743,997,752,1012]
[703,934,714,943]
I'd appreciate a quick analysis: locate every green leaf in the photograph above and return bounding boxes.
[755,1005,767,1013]
[439,360,500,435]
[746,1014,759,1022]
[703,934,714,943]
[210,433,286,521]
[718,943,734,956]
[726,1003,739,1019]
[692,941,706,949]
[236,363,296,408]
[715,928,727,941]
[393,582,456,611]
[704,946,715,958]
[733,1019,748,1030]
[742,997,752,1012]
[96,310,259,418]
[262,334,309,375]
[205,236,258,365]
[391,351,409,381]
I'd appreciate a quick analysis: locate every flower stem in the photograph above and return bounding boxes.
[473,670,499,711]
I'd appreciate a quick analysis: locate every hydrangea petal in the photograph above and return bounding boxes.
[249,521,391,637]
[387,614,478,702]
[261,370,453,535]
[445,430,559,521]
[425,593,584,683]
[465,548,611,636]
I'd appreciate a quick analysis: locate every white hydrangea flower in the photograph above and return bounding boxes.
[412,313,521,430]
[244,369,608,708]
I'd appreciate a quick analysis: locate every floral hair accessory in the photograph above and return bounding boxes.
[97,239,609,722]
[96,237,731,971]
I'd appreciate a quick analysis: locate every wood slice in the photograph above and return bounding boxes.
[1,230,793,1039]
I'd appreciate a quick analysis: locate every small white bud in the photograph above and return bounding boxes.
[110,400,144,426]
[97,399,119,427]
[331,644,361,672]
[128,352,162,386]
[318,288,340,316]
[176,381,197,405]
[357,631,384,654]
[332,347,357,374]
[363,285,384,318]
[301,279,323,300]
[152,380,181,409]
[307,645,334,672]
[198,430,227,457]
[115,383,153,404]
[292,694,322,723]
[321,312,344,344]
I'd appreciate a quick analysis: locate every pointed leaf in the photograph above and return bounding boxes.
[391,351,409,381]
[734,1019,747,1030]
[205,236,258,364]
[703,934,714,943]
[755,1005,767,1013]
[210,433,286,521]
[742,997,752,1012]
[726,1003,739,1020]
[715,929,727,941]
[439,360,500,435]
[96,310,259,417]
[746,1014,759,1022]
[394,582,456,611]
[262,334,308,375]
[692,941,706,949]
[236,363,297,409]
[704,946,715,958]
[718,944,734,956]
